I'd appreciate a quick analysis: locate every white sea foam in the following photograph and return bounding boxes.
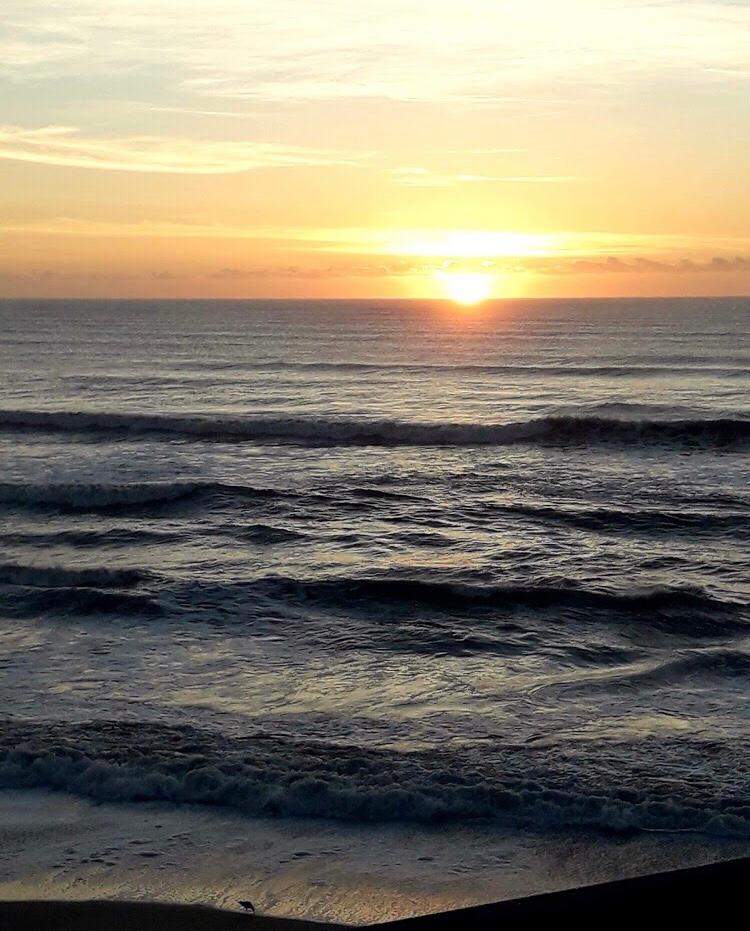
[2,721,749,837]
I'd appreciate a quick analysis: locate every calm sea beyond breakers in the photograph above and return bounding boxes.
[0,296,749,916]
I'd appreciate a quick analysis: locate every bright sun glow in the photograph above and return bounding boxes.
[436,272,493,305]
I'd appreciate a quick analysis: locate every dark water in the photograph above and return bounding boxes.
[0,297,748,836]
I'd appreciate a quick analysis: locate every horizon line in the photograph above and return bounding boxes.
[2,293,749,303]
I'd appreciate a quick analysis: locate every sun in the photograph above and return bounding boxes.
[435,272,493,306]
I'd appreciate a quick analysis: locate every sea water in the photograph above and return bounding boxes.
[0,297,748,915]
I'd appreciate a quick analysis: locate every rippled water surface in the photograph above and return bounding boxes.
[0,297,748,836]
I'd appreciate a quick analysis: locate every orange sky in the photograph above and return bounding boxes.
[1,1,749,300]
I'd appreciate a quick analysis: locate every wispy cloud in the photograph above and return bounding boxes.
[9,255,747,288]
[0,125,363,174]
[2,1,747,105]
[0,126,571,182]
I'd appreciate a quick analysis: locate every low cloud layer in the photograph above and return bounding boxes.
[210,255,750,279]
[4,255,749,288]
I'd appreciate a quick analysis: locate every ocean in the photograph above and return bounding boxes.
[0,296,748,915]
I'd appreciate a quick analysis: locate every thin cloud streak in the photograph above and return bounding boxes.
[0,125,365,174]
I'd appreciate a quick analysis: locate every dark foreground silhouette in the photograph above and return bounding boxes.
[1,856,748,930]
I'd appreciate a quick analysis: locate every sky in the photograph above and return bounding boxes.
[1,0,749,300]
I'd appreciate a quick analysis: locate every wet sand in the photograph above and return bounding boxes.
[2,856,748,930]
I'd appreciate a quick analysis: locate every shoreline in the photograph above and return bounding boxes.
[4,789,750,924]
[2,856,749,929]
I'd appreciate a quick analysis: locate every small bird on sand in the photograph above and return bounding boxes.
[238,900,256,914]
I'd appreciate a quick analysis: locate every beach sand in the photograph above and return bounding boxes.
[2,856,749,929]
[2,790,750,927]
[0,790,750,925]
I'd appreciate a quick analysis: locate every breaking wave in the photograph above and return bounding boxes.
[1,720,748,837]
[1,409,748,448]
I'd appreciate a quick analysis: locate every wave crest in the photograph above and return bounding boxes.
[0,562,161,618]
[0,563,149,589]
[0,587,163,618]
[1,409,748,448]
[498,503,750,536]
[0,480,282,513]
[248,575,738,616]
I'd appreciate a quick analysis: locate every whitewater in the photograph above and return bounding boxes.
[0,296,748,917]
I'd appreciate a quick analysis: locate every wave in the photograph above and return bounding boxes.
[608,649,750,691]
[224,575,745,643]
[0,528,183,548]
[660,491,750,511]
[1,409,748,448]
[0,563,149,589]
[0,587,163,618]
[172,360,750,378]
[0,562,162,618]
[539,649,750,699]
[496,503,750,536]
[0,480,285,514]
[4,566,736,632]
[348,486,427,503]
[232,524,310,544]
[1,719,748,836]
[240,575,741,617]
[629,649,750,684]
[0,550,742,632]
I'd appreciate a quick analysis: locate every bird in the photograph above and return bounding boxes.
[238,901,256,914]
